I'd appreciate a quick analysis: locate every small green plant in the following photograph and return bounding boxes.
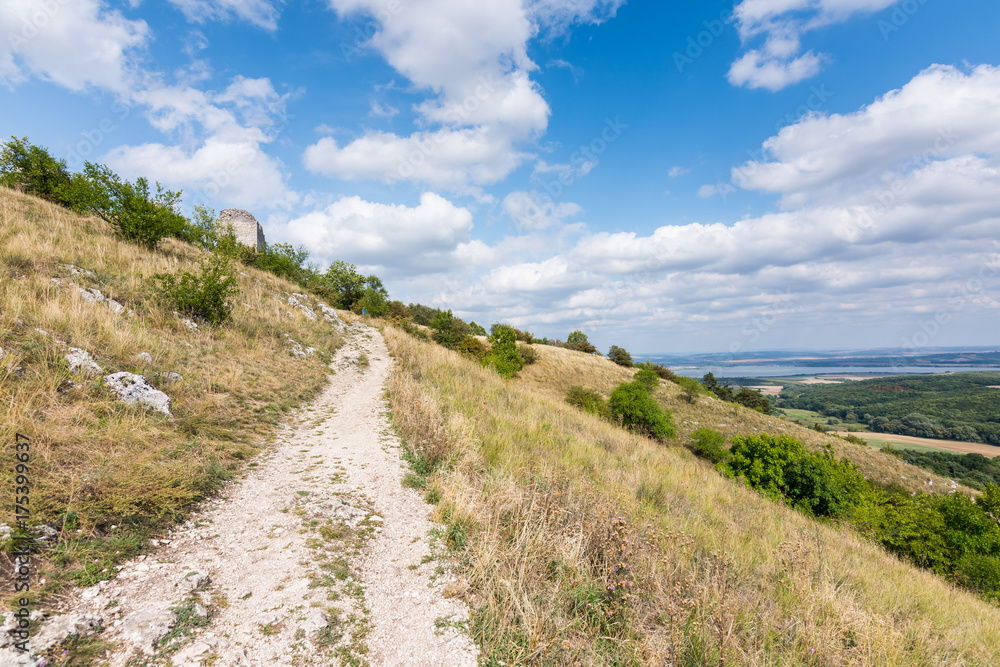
[689,427,729,464]
[565,386,612,420]
[154,254,239,325]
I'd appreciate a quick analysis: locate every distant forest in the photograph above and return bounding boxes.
[776,372,1000,446]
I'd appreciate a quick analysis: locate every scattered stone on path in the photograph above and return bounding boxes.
[120,609,176,655]
[175,570,211,595]
[32,614,103,652]
[104,372,172,416]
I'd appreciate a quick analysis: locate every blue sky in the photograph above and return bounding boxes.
[3,0,1000,355]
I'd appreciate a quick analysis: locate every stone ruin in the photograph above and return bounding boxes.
[217,209,265,251]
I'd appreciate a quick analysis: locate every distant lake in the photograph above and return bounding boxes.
[671,365,1000,379]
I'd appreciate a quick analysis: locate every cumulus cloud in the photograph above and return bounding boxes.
[733,65,1000,204]
[105,75,298,208]
[307,0,622,192]
[366,64,1000,351]
[503,190,582,230]
[166,0,282,30]
[0,0,148,94]
[728,0,896,90]
[283,192,475,275]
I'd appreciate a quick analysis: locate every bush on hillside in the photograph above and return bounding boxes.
[468,321,487,336]
[517,343,538,365]
[483,324,524,379]
[609,380,675,441]
[635,361,676,381]
[353,287,390,317]
[689,427,729,464]
[0,136,76,206]
[633,368,660,391]
[565,386,612,420]
[430,310,473,349]
[81,162,187,249]
[154,254,239,325]
[608,345,633,367]
[458,336,488,361]
[321,260,386,310]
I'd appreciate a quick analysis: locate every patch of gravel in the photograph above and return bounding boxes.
[49,323,478,666]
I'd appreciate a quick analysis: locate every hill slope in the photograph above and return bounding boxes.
[0,188,345,599]
[385,327,1000,665]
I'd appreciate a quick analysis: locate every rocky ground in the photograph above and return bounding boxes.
[2,323,479,666]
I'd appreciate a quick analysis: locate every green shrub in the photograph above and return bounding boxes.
[517,343,538,365]
[635,361,676,381]
[398,319,430,340]
[430,310,472,349]
[725,434,865,517]
[953,553,1000,599]
[81,162,186,249]
[565,386,612,420]
[482,325,524,379]
[608,381,675,441]
[177,204,218,250]
[689,428,729,464]
[633,368,660,391]
[608,345,633,367]
[0,136,75,206]
[154,254,239,325]
[670,375,702,395]
[457,336,488,361]
[353,287,389,317]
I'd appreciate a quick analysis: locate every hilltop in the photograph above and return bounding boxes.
[2,186,1000,664]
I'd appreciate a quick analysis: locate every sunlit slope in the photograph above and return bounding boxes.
[385,327,1000,665]
[519,342,966,495]
[0,187,344,597]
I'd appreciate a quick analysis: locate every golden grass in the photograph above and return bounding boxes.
[384,326,1000,665]
[0,188,344,598]
[519,343,967,495]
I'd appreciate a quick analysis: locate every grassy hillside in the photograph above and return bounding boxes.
[0,187,346,602]
[385,327,1000,665]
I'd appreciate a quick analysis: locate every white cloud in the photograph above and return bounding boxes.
[729,0,896,90]
[308,0,621,192]
[167,0,282,30]
[304,128,526,192]
[369,100,399,119]
[503,190,582,230]
[0,0,148,94]
[105,75,298,209]
[283,193,475,275]
[734,65,1000,205]
[668,166,690,178]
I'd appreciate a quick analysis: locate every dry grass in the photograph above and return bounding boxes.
[0,188,344,600]
[519,343,967,495]
[384,327,1000,665]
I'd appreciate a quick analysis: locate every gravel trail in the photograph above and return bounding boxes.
[39,323,478,666]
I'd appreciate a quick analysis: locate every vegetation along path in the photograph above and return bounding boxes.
[56,323,479,666]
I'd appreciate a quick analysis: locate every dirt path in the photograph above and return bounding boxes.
[32,323,478,666]
[837,431,1000,458]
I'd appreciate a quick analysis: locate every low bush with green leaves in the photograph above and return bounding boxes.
[80,162,187,249]
[482,324,525,379]
[608,379,675,441]
[607,345,633,367]
[565,386,612,420]
[688,427,729,464]
[154,254,239,325]
[458,336,488,361]
[517,343,538,365]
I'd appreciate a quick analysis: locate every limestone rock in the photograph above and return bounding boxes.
[218,209,265,252]
[300,608,329,637]
[288,295,317,320]
[176,570,211,595]
[32,613,103,652]
[160,371,184,382]
[135,352,153,365]
[104,372,172,416]
[318,303,344,327]
[171,634,249,667]
[120,609,175,654]
[78,287,104,305]
[66,348,102,376]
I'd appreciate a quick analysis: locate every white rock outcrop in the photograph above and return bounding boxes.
[66,348,103,376]
[288,295,318,320]
[104,373,172,416]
